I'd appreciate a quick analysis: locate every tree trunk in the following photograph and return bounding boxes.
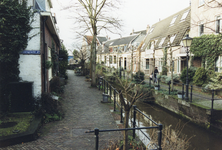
[131,49,133,80]
[170,47,174,91]
[123,110,129,150]
[91,34,97,87]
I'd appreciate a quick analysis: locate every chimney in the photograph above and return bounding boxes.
[146,25,150,34]
[131,29,134,35]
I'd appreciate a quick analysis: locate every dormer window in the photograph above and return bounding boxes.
[170,34,176,44]
[149,27,154,34]
[170,16,178,26]
[159,37,166,47]
[180,10,190,22]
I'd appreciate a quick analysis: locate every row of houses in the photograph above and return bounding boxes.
[19,0,61,97]
[82,0,222,78]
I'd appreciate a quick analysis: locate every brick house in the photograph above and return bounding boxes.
[19,0,61,97]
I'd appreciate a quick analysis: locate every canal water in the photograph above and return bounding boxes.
[128,101,222,150]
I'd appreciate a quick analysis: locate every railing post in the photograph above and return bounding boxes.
[95,128,99,150]
[110,85,112,102]
[190,85,193,103]
[158,124,163,150]
[120,105,123,123]
[211,89,215,111]
[182,84,184,100]
[158,78,160,90]
[149,78,151,87]
[133,105,137,139]
[168,84,171,95]
[103,79,105,94]
[106,81,108,94]
[114,89,116,111]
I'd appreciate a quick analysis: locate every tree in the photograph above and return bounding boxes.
[0,0,33,111]
[65,0,122,87]
[73,47,89,75]
[117,77,144,150]
[59,44,68,79]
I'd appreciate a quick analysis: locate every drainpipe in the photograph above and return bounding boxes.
[42,16,48,93]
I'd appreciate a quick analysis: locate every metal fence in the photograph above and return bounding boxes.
[147,77,222,111]
[87,77,163,150]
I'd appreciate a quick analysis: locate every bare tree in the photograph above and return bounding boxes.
[64,0,122,86]
[73,46,89,75]
[117,77,145,150]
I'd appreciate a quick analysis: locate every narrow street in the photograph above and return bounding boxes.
[0,70,122,150]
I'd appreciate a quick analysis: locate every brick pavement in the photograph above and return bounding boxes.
[0,70,122,150]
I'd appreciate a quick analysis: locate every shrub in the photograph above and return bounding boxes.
[165,74,180,84]
[50,76,61,93]
[34,93,64,122]
[193,67,207,86]
[133,71,145,83]
[180,67,196,83]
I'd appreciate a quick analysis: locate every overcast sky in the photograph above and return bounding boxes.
[51,0,190,53]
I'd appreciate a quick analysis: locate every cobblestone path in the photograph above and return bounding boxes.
[0,70,122,150]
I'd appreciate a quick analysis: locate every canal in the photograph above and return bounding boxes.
[129,101,222,150]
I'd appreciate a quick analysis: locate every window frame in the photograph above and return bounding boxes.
[146,59,149,69]
[216,16,221,33]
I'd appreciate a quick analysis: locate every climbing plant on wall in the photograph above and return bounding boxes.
[0,0,33,110]
[59,44,68,79]
[51,42,58,76]
[190,34,222,73]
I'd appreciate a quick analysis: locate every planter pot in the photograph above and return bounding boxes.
[102,93,109,102]
[177,93,185,99]
[154,86,159,90]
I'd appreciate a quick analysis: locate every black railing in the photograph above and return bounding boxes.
[95,76,163,150]
[150,78,222,110]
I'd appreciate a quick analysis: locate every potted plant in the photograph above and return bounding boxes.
[177,91,185,99]
[154,84,159,90]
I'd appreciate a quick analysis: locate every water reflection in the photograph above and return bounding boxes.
[130,101,222,150]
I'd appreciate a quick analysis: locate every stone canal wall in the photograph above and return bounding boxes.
[151,90,222,129]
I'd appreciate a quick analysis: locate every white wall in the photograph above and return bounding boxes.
[19,55,42,97]
[26,13,41,50]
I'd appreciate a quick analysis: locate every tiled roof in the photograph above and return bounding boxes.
[142,6,191,51]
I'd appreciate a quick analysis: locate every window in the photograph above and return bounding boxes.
[216,16,221,33]
[48,47,52,81]
[146,59,149,69]
[199,23,204,36]
[159,37,166,47]
[170,34,176,44]
[177,59,180,73]
[199,0,204,6]
[159,58,163,72]
[180,10,190,21]
[170,16,178,26]
[215,56,222,72]
[104,56,106,64]
[114,56,116,64]
[149,27,154,34]
[109,55,112,64]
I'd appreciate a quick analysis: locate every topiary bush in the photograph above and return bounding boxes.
[193,67,207,86]
[180,67,197,83]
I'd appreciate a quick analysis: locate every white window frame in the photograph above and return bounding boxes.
[215,56,222,72]
[48,47,52,81]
